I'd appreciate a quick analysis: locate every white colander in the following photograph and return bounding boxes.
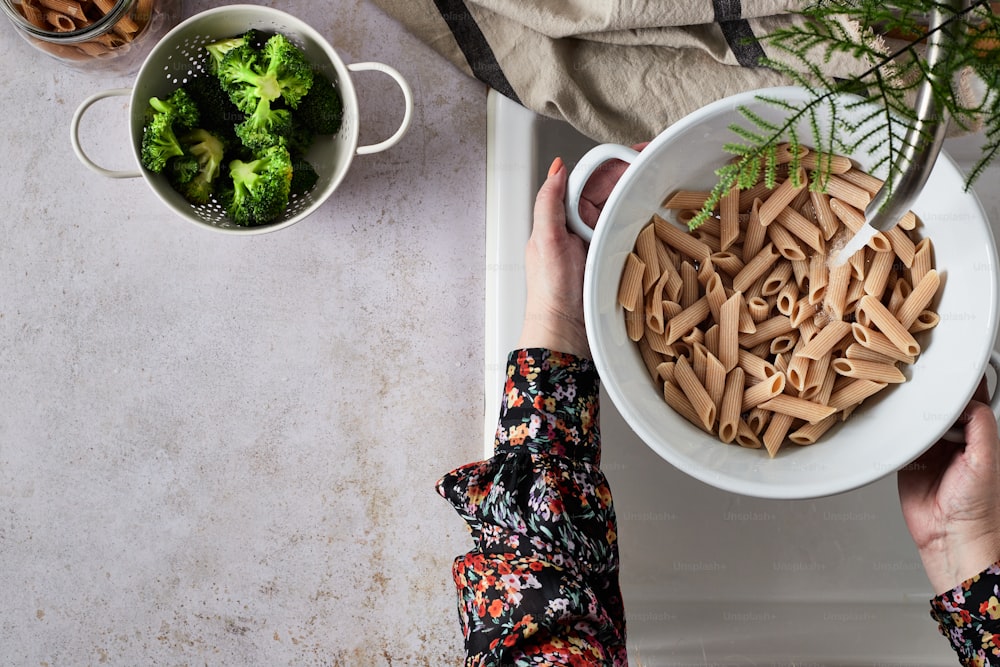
[70,5,413,235]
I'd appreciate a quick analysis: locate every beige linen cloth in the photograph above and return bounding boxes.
[370,0,878,143]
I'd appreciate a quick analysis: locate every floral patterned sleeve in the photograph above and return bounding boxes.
[930,561,1000,665]
[437,348,627,666]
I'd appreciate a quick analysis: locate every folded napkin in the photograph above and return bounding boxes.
[370,0,879,143]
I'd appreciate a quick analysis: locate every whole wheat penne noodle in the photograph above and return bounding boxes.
[845,275,866,314]
[775,207,825,253]
[761,261,793,297]
[626,309,645,342]
[718,367,745,444]
[801,151,853,174]
[719,291,742,372]
[76,39,116,56]
[655,246,684,302]
[136,0,157,22]
[758,167,807,227]
[638,336,664,380]
[735,420,763,448]
[720,184,740,251]
[742,198,768,259]
[832,358,906,383]
[863,248,895,297]
[710,251,745,277]
[849,247,868,281]
[807,252,828,305]
[736,296,756,335]
[828,378,890,410]
[618,253,645,312]
[824,174,872,210]
[845,343,902,365]
[896,211,917,230]
[909,310,940,333]
[824,259,853,321]
[705,352,727,413]
[885,226,916,268]
[788,414,839,445]
[44,9,75,30]
[733,243,781,292]
[675,356,717,431]
[676,209,701,226]
[693,229,722,254]
[789,297,818,327]
[704,324,720,358]
[791,258,810,291]
[797,317,819,346]
[697,256,717,290]
[654,214,712,261]
[887,278,912,316]
[789,185,812,215]
[763,412,796,457]
[838,168,884,194]
[666,296,710,345]
[739,314,794,348]
[909,238,934,285]
[738,349,777,380]
[692,342,709,385]
[801,350,833,400]
[767,223,807,261]
[743,372,786,411]
[747,296,770,323]
[828,199,892,252]
[799,320,854,360]
[812,364,837,406]
[758,394,837,424]
[746,407,771,435]
[635,224,660,293]
[656,361,676,385]
[664,381,709,432]
[739,182,774,212]
[895,269,939,330]
[786,352,811,392]
[850,323,917,363]
[645,327,675,355]
[679,261,699,308]
[662,190,712,210]
[704,273,727,323]
[770,331,799,355]
[857,295,920,357]
[810,191,840,241]
[682,328,706,350]
[776,282,799,316]
[645,271,671,334]
[656,239,679,271]
[694,217,722,237]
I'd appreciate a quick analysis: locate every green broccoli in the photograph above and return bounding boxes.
[235,97,292,151]
[296,72,343,135]
[204,29,261,71]
[222,145,293,226]
[170,129,227,205]
[140,88,202,173]
[186,74,244,140]
[147,88,200,130]
[216,33,314,114]
[166,153,199,184]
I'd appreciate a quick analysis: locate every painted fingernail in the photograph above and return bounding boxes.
[547,156,564,177]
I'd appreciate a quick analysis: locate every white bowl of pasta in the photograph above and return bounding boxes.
[565,86,1000,500]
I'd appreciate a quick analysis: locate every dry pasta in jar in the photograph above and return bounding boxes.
[621,146,940,458]
[0,0,179,72]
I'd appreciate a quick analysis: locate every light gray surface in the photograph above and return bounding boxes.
[1,2,485,664]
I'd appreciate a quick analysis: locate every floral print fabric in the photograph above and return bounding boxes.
[437,348,626,666]
[932,561,1000,666]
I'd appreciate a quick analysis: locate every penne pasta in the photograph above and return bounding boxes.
[758,394,837,424]
[618,252,645,312]
[743,372,786,411]
[718,367,745,444]
[788,414,839,445]
[828,378,889,410]
[719,291,742,373]
[832,358,906,383]
[856,295,920,357]
[675,356,717,431]
[654,214,712,261]
[895,269,940,330]
[763,412,795,458]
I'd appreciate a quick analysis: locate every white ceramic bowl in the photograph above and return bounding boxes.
[69,5,413,234]
[565,86,1000,499]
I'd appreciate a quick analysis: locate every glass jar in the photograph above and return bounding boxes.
[0,0,181,74]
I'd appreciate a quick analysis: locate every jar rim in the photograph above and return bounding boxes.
[1,0,131,43]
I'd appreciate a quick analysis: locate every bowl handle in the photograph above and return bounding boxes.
[940,348,1000,443]
[348,62,414,156]
[565,143,639,242]
[70,88,143,179]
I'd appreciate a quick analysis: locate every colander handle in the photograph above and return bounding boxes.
[70,88,143,179]
[940,349,1000,443]
[347,62,414,156]
[565,143,639,243]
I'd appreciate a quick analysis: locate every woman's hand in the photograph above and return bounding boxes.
[516,148,646,358]
[898,379,1000,594]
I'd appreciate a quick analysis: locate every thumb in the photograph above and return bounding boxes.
[532,157,568,241]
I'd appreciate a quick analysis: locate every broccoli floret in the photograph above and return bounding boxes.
[235,97,292,151]
[204,29,262,71]
[223,145,293,226]
[296,72,343,135]
[148,88,200,130]
[216,33,314,114]
[290,155,319,195]
[141,113,186,173]
[166,153,199,184]
[186,75,244,140]
[170,129,227,205]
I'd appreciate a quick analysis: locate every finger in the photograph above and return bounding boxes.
[532,157,569,242]
[580,159,630,207]
[964,400,1000,464]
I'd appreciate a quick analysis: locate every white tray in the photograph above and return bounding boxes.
[485,89,1000,666]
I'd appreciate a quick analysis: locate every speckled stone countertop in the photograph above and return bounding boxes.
[0,2,485,664]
